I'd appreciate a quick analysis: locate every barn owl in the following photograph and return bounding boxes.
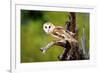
[43,22,78,43]
[40,22,78,54]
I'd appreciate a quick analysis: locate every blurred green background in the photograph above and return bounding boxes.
[21,10,89,63]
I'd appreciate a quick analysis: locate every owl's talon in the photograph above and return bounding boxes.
[40,48,43,51]
[40,48,46,54]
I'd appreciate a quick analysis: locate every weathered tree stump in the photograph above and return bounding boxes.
[58,12,88,60]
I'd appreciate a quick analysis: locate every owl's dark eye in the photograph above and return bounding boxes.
[45,26,47,29]
[49,26,51,28]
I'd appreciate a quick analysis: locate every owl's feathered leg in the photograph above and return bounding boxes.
[40,41,55,54]
[40,40,68,54]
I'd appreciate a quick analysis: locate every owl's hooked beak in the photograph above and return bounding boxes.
[46,29,50,34]
[47,29,50,33]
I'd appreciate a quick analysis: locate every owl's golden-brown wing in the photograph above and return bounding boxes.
[52,26,78,43]
[51,26,67,39]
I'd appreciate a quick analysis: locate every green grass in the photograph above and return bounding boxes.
[21,10,89,63]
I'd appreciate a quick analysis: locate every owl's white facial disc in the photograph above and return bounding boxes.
[43,22,55,34]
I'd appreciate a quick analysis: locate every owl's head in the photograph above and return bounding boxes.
[43,22,55,34]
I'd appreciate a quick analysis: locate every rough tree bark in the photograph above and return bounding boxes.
[69,12,76,33]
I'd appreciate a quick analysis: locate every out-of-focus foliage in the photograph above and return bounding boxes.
[21,10,89,63]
